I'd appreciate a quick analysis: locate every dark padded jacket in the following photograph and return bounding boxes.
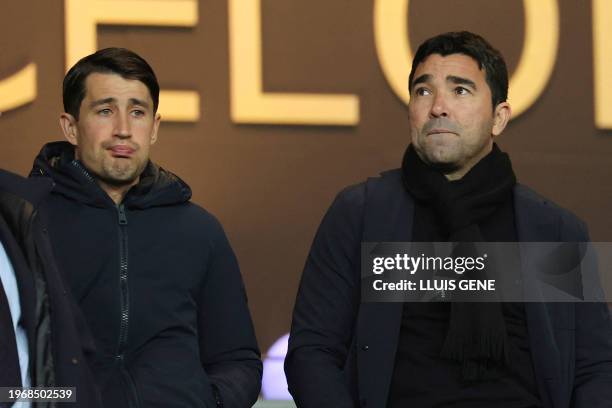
[0,168,103,408]
[31,142,262,408]
[286,169,612,408]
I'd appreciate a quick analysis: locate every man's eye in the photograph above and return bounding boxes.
[415,88,431,96]
[455,87,470,95]
[131,110,145,117]
[98,108,112,115]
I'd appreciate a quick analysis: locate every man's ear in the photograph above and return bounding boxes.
[492,102,511,137]
[150,112,161,145]
[59,113,79,145]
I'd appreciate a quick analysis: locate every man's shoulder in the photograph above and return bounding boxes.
[324,169,407,239]
[0,168,54,209]
[334,168,403,207]
[514,183,584,222]
[180,200,218,221]
[174,200,229,237]
[514,183,589,240]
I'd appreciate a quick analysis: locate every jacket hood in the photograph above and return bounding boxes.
[30,141,192,209]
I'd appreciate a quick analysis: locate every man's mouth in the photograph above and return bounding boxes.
[427,128,457,136]
[109,145,135,158]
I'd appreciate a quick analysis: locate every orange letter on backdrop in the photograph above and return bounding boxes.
[0,64,37,114]
[228,0,359,125]
[593,0,612,129]
[374,0,559,119]
[64,0,200,122]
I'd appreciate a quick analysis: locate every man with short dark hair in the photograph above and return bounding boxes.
[285,32,612,407]
[30,48,262,407]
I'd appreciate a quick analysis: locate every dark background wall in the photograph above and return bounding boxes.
[1,0,611,353]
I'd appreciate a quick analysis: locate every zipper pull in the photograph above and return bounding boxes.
[117,204,128,225]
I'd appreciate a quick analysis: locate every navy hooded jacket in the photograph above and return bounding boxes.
[31,141,262,408]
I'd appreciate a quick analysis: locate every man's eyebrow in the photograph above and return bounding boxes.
[412,74,432,87]
[129,98,150,108]
[447,75,477,89]
[88,97,150,109]
[89,97,115,108]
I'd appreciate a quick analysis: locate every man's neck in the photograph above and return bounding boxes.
[444,168,469,181]
[442,144,494,181]
[97,178,138,205]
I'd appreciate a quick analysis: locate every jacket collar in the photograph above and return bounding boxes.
[30,141,192,209]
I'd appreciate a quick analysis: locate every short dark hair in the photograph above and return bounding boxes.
[63,47,160,119]
[408,31,508,109]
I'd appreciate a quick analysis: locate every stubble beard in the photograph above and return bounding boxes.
[412,121,494,175]
[96,157,145,188]
[413,132,465,173]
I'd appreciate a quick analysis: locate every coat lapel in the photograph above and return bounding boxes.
[514,184,564,408]
[357,170,412,407]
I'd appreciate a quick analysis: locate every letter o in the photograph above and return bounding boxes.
[373,0,559,119]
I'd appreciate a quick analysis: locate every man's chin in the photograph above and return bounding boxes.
[98,165,141,188]
[421,151,461,173]
[428,160,461,174]
[98,174,139,188]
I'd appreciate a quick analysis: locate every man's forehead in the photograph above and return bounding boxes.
[83,72,152,102]
[413,53,484,80]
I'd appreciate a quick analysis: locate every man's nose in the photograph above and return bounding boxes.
[114,112,132,138]
[430,93,449,118]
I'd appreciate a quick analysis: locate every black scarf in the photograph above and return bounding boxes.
[401,143,517,380]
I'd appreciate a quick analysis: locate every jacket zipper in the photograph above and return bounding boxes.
[68,161,138,407]
[68,160,137,406]
[115,204,139,408]
[117,203,129,355]
[71,160,97,183]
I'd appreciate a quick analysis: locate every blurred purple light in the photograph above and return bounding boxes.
[262,333,292,400]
